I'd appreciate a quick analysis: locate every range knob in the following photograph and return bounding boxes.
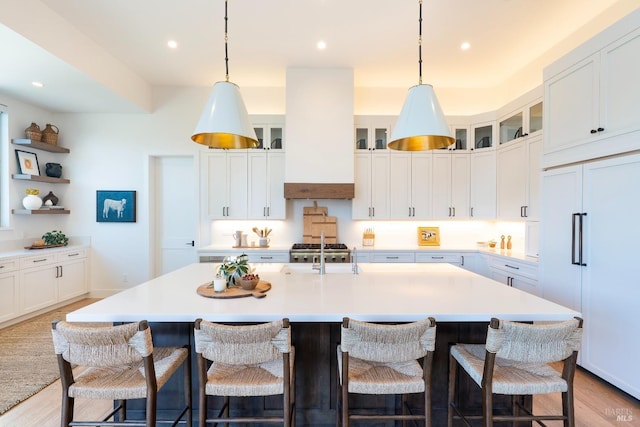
[331,256,337,262]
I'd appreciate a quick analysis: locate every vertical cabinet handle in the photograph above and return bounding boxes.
[412,207,415,217]
[409,207,412,217]
[470,207,474,217]
[452,207,455,217]
[571,213,588,266]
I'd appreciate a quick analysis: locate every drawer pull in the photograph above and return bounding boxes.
[431,256,444,260]
[504,264,520,270]
[33,258,48,263]
[386,256,399,259]
[67,253,80,257]
[260,256,273,260]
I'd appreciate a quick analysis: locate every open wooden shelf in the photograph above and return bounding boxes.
[12,174,70,184]
[12,209,70,215]
[12,138,70,153]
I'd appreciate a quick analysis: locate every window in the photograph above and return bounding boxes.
[0,103,8,228]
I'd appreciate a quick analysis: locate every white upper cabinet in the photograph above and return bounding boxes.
[432,152,470,219]
[388,152,433,219]
[469,150,496,220]
[471,121,495,151]
[204,151,249,220]
[247,151,286,220]
[544,12,640,168]
[353,118,393,219]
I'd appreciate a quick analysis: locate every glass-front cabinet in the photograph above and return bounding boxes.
[253,125,284,150]
[498,100,543,145]
[472,122,494,150]
[355,116,394,151]
[449,126,469,151]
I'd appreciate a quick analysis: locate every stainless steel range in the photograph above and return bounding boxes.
[290,243,351,263]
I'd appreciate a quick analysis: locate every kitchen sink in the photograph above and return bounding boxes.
[280,264,363,275]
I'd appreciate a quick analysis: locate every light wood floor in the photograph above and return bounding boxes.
[1,365,638,426]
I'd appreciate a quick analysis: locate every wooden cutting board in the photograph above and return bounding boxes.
[311,216,337,244]
[303,201,329,243]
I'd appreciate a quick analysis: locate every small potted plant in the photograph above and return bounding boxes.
[217,254,251,286]
[42,230,69,247]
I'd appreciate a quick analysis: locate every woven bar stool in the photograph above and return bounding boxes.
[51,320,192,427]
[194,318,295,426]
[448,317,583,427]
[337,317,437,426]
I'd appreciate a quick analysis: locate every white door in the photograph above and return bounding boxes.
[154,156,197,276]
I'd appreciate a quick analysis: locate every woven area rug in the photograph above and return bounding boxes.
[0,299,102,415]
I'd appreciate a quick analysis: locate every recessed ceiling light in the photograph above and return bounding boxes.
[461,42,471,50]
[317,40,326,50]
[31,81,44,88]
[167,40,178,49]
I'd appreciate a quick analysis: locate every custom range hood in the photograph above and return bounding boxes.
[283,68,355,199]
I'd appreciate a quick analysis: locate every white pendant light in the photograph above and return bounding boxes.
[388,0,454,151]
[191,0,258,149]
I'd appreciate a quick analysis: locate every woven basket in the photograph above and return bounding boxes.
[25,123,42,141]
[41,124,59,145]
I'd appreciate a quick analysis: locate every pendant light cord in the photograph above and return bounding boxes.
[224,0,229,82]
[418,0,423,85]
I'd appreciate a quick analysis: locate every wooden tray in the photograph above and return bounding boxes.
[24,244,66,250]
[197,280,271,299]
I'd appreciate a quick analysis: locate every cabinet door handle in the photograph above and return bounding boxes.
[412,207,415,217]
[523,133,529,137]
[185,241,195,247]
[432,256,444,260]
[507,276,514,287]
[386,256,399,260]
[409,207,412,217]
[267,207,270,217]
[597,127,604,132]
[571,213,588,266]
[33,258,48,263]
[372,207,375,217]
[448,207,451,217]
[470,207,474,217]
[590,129,598,134]
[0,266,4,269]
[452,207,456,217]
[504,264,520,270]
[461,255,464,266]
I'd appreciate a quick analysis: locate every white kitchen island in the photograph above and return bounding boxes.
[67,263,579,426]
[67,262,577,323]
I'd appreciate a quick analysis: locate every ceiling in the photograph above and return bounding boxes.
[0,0,638,113]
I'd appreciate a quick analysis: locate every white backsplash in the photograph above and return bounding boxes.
[208,200,526,253]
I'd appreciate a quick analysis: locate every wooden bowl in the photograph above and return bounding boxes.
[237,278,259,290]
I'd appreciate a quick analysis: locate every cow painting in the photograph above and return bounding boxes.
[96,190,136,222]
[103,198,127,218]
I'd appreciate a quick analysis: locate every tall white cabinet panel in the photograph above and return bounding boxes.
[469,151,496,219]
[56,249,89,302]
[540,153,640,399]
[543,13,640,168]
[248,151,285,219]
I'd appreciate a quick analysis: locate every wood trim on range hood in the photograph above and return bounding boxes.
[284,183,355,199]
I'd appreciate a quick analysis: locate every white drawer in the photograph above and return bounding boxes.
[489,258,538,280]
[371,252,415,263]
[20,253,58,269]
[247,252,289,263]
[58,248,88,261]
[0,257,19,273]
[415,253,462,264]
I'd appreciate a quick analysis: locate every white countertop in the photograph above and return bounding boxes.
[67,263,576,323]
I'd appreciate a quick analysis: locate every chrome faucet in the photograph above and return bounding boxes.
[312,231,326,275]
[352,247,359,274]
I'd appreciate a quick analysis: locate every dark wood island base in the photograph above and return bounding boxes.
[125,321,528,426]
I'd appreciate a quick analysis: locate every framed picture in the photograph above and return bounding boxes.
[15,150,40,176]
[417,226,440,246]
[96,190,136,223]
